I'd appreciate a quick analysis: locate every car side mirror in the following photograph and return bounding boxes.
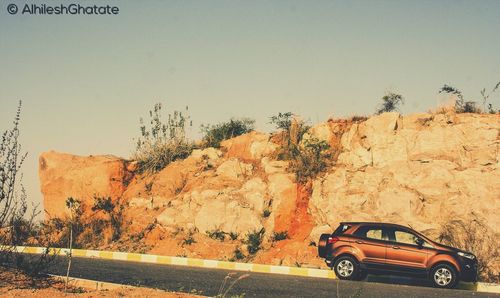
[415,238,424,247]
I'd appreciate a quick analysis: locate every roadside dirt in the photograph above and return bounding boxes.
[0,267,204,298]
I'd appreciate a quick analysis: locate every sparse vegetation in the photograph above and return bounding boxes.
[437,216,500,282]
[269,112,331,183]
[201,118,255,148]
[439,82,500,114]
[182,233,196,246]
[349,115,368,122]
[271,231,288,242]
[289,137,330,184]
[91,196,123,241]
[0,101,28,252]
[229,232,239,240]
[375,92,404,114]
[262,209,271,218]
[245,228,265,255]
[207,229,226,241]
[144,181,153,193]
[133,103,194,174]
[0,102,61,279]
[233,248,245,260]
[216,272,249,298]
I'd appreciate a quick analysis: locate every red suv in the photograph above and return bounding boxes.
[318,222,477,288]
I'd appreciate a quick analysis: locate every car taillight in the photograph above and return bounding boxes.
[327,236,339,244]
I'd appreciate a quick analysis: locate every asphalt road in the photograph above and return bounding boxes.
[36,255,500,298]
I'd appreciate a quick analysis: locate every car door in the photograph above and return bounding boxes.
[351,224,388,267]
[385,227,430,271]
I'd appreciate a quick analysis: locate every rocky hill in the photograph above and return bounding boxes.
[38,111,500,271]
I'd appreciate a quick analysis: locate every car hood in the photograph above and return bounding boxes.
[432,242,470,254]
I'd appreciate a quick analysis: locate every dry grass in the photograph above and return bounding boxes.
[437,216,500,283]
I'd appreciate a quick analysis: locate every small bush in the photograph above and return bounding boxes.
[207,229,226,241]
[375,92,404,114]
[289,137,331,184]
[229,232,239,240]
[439,83,500,114]
[269,113,331,183]
[245,228,265,255]
[133,103,194,174]
[201,118,255,148]
[437,216,500,282]
[262,209,271,218]
[233,248,245,260]
[92,196,123,241]
[349,115,368,122]
[269,112,310,161]
[272,231,288,242]
[182,234,196,246]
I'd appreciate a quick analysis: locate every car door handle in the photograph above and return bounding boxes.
[392,245,400,249]
[355,240,364,244]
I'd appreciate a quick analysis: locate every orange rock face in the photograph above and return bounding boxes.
[39,151,134,219]
[37,112,500,271]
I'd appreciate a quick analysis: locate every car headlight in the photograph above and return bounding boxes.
[458,251,475,260]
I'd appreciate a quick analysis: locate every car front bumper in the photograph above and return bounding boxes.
[459,257,478,282]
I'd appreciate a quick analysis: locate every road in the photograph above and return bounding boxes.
[40,256,498,298]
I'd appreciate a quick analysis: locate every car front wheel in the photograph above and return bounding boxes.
[430,263,458,289]
[333,256,359,280]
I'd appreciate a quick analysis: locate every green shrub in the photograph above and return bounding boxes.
[92,196,123,241]
[200,118,255,148]
[133,103,194,174]
[182,234,196,245]
[269,113,331,183]
[289,137,331,184]
[233,248,245,260]
[245,228,265,255]
[229,232,239,240]
[271,231,288,242]
[269,112,310,161]
[439,83,500,113]
[375,92,404,114]
[262,209,271,218]
[207,229,226,241]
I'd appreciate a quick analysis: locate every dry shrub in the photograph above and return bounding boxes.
[438,216,500,282]
[133,103,194,174]
[269,113,332,183]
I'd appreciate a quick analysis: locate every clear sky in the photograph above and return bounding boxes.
[1,0,499,213]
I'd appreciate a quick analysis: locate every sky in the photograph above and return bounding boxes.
[1,0,499,214]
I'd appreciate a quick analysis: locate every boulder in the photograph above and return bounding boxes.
[39,151,133,219]
[220,131,276,161]
[216,158,253,180]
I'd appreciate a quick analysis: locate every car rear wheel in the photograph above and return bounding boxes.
[430,263,458,289]
[333,256,359,280]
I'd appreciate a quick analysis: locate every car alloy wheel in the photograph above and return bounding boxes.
[336,259,354,277]
[434,268,452,286]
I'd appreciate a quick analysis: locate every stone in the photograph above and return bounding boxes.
[39,151,133,219]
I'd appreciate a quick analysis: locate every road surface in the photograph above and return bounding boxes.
[38,255,499,297]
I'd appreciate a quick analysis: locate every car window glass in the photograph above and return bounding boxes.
[367,229,382,240]
[354,226,383,240]
[394,230,418,245]
[333,224,351,235]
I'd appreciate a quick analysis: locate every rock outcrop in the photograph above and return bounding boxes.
[39,111,500,268]
[39,151,134,218]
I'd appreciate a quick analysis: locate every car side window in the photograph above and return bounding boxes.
[354,226,384,240]
[394,230,419,245]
